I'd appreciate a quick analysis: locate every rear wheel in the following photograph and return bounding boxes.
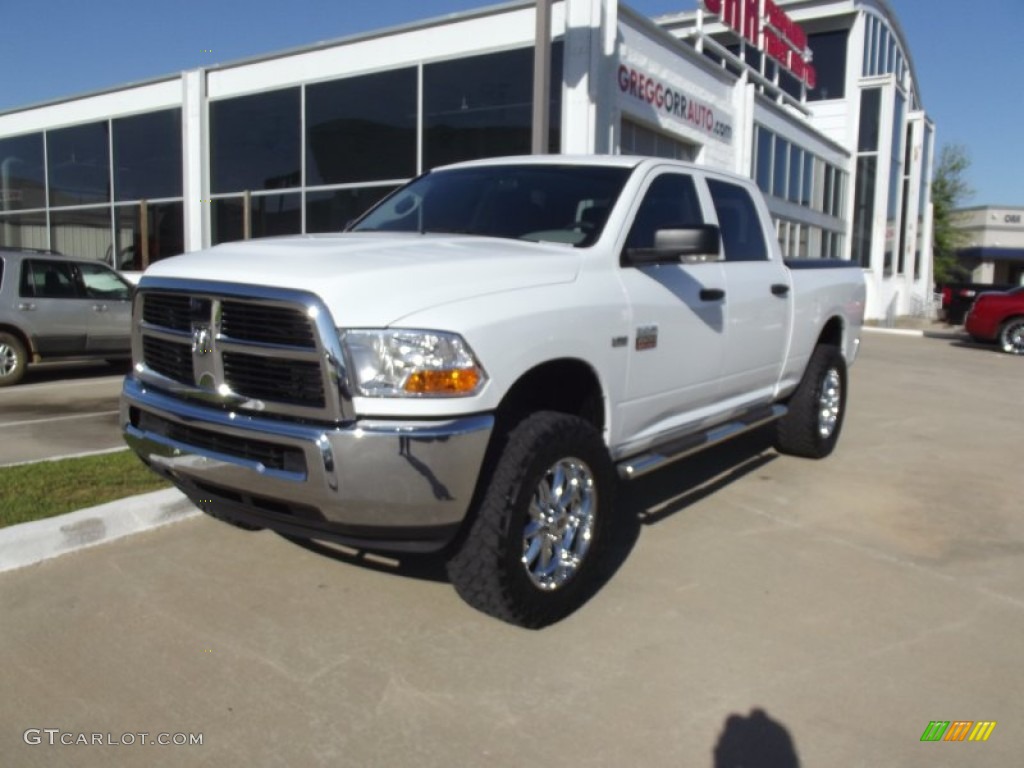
[0,332,27,387]
[998,317,1024,355]
[446,411,614,628]
[774,344,847,459]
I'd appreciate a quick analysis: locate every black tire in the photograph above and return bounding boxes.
[446,411,615,628]
[0,332,27,387]
[774,344,847,459]
[998,317,1024,355]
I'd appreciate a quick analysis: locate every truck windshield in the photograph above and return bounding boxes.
[349,165,632,247]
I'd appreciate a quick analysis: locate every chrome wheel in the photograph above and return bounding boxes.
[1000,319,1024,355]
[521,457,597,591]
[0,342,19,378]
[817,368,842,438]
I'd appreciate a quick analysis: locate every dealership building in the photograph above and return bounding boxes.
[0,0,934,320]
[951,206,1024,287]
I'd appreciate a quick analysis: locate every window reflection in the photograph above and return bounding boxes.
[0,211,48,250]
[423,44,562,169]
[306,187,395,233]
[210,88,301,194]
[0,133,46,211]
[306,70,416,185]
[47,122,110,207]
[113,109,183,201]
[115,202,184,270]
[49,207,112,261]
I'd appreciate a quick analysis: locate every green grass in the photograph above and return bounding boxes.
[0,450,171,529]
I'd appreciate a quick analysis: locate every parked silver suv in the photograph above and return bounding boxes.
[0,248,133,386]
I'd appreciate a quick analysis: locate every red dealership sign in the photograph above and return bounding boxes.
[703,0,817,89]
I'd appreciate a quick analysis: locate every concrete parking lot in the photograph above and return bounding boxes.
[0,333,1021,767]
[0,362,128,466]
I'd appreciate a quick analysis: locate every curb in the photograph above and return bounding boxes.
[0,488,199,574]
[862,326,925,337]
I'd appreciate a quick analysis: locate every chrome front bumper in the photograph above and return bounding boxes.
[121,376,494,552]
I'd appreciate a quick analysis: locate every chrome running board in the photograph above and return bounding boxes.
[616,404,787,480]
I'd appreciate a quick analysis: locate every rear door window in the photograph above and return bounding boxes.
[78,262,132,301]
[706,179,769,262]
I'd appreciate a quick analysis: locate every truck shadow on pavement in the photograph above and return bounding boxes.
[281,428,778,599]
[594,428,777,596]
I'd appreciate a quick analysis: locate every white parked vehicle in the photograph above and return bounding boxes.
[121,156,865,627]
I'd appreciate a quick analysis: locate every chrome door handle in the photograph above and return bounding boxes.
[17,302,36,311]
[92,304,109,312]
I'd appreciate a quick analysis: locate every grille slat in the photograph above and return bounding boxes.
[134,409,306,474]
[220,301,316,348]
[142,293,206,332]
[223,352,325,408]
[143,337,193,383]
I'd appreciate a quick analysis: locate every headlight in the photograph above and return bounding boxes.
[340,329,487,397]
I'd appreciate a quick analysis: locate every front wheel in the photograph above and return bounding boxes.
[774,345,847,459]
[998,317,1024,355]
[446,412,614,628]
[0,332,27,387]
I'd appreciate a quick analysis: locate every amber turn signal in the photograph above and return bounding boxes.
[403,368,482,395]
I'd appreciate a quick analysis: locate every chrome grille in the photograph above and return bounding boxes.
[134,281,350,422]
[142,336,193,383]
[221,301,316,347]
[222,352,324,407]
[142,292,206,332]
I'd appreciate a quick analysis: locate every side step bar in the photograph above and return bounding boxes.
[615,404,787,480]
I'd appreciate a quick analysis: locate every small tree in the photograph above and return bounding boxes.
[930,143,974,285]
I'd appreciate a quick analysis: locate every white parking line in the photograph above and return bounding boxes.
[0,375,125,394]
[0,446,128,469]
[0,410,120,428]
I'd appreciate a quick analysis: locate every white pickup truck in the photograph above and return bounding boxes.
[121,156,865,627]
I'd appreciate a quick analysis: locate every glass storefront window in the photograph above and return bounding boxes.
[212,198,244,245]
[788,147,802,204]
[423,45,562,169]
[801,154,814,208]
[884,91,905,276]
[858,88,882,152]
[306,69,417,186]
[852,156,876,268]
[49,206,112,261]
[755,126,772,193]
[210,88,301,194]
[115,201,184,270]
[306,187,396,233]
[0,211,48,250]
[807,30,847,101]
[0,133,46,211]
[113,109,183,201]
[773,136,788,199]
[211,193,301,245]
[47,122,110,207]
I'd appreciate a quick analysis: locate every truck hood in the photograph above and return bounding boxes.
[142,233,582,326]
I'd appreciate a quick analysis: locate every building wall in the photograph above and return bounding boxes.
[0,0,935,321]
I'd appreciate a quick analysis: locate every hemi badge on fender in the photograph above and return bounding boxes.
[635,325,658,351]
[611,336,628,348]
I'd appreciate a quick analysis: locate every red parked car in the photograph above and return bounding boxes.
[964,286,1024,355]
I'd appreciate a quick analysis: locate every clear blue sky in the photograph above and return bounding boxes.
[0,0,1019,205]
